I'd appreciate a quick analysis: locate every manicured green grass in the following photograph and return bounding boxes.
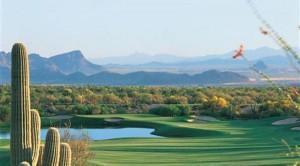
[0,140,10,166]
[1,114,299,165]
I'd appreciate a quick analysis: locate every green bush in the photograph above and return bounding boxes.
[0,105,10,122]
[176,105,191,116]
[149,105,182,117]
[72,104,90,114]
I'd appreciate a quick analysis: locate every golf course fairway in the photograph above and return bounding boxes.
[0,114,299,165]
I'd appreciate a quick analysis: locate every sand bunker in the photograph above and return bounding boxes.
[272,118,299,125]
[196,116,220,122]
[186,119,195,123]
[104,118,124,123]
[47,115,73,120]
[291,127,300,131]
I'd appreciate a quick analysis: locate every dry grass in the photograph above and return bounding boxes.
[60,121,95,166]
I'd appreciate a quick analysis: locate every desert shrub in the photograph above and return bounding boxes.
[261,108,284,118]
[61,122,95,166]
[165,96,188,104]
[176,105,191,116]
[99,105,117,114]
[115,105,128,114]
[219,108,235,119]
[72,104,90,114]
[72,105,104,115]
[149,105,181,117]
[0,105,10,122]
[90,105,102,114]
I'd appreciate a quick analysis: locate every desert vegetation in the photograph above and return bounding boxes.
[0,85,299,122]
[60,121,94,166]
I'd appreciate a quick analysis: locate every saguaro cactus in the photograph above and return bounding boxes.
[43,128,61,166]
[59,143,72,166]
[10,43,71,166]
[11,43,33,165]
[37,144,44,166]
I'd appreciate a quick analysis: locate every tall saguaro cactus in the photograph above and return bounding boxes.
[11,43,33,165]
[10,43,72,166]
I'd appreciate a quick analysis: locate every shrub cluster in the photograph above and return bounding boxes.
[0,86,299,121]
[149,105,191,117]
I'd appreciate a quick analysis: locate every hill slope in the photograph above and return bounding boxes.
[49,50,104,75]
[62,70,249,85]
[0,50,105,78]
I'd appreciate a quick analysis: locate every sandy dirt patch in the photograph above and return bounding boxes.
[46,115,73,120]
[291,127,300,131]
[196,116,220,122]
[104,118,124,123]
[186,119,195,123]
[272,118,299,125]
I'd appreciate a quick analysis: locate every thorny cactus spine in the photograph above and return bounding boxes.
[43,127,61,166]
[59,143,72,166]
[10,43,32,165]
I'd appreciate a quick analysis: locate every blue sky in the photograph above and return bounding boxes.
[0,0,299,58]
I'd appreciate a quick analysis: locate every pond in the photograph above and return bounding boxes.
[0,128,160,140]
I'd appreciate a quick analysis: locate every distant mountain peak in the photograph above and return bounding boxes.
[49,50,104,75]
[29,53,44,59]
[0,49,105,77]
[51,50,84,60]
[202,69,219,74]
[67,50,84,57]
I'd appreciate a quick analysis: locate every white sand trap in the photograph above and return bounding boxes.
[186,119,194,123]
[47,115,73,120]
[272,118,299,125]
[104,118,124,123]
[291,127,300,131]
[196,116,220,122]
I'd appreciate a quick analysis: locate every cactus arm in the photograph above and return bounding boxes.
[37,144,44,166]
[19,161,31,166]
[59,143,72,166]
[31,109,41,166]
[43,127,61,166]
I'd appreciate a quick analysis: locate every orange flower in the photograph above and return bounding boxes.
[233,44,244,59]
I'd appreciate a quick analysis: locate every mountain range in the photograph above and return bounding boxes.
[93,47,289,65]
[0,50,249,85]
[0,50,104,75]
[61,70,248,86]
[99,47,299,77]
[1,46,298,85]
